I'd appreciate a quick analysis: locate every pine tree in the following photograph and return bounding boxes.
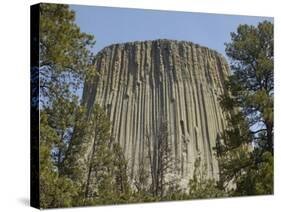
[146,119,176,198]
[216,21,274,195]
[83,105,112,201]
[187,157,226,199]
[77,105,132,205]
[39,112,80,208]
[112,143,131,201]
[39,4,95,106]
[37,3,96,208]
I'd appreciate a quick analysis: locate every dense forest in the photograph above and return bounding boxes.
[36,4,273,208]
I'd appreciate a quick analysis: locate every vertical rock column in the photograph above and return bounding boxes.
[82,39,230,189]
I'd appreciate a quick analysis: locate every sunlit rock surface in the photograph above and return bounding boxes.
[82,39,230,190]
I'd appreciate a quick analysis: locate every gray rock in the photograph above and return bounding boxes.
[83,39,230,191]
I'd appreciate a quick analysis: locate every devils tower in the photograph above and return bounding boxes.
[82,39,230,190]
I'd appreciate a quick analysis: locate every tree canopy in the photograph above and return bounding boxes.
[39,3,95,107]
[38,4,97,208]
[217,20,274,196]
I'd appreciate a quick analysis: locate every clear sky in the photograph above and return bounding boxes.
[70,4,273,60]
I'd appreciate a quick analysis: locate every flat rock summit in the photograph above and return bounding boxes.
[82,39,230,190]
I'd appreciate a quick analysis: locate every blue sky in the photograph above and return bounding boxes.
[70,4,273,60]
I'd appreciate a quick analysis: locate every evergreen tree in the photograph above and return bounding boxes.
[146,119,176,198]
[83,105,112,201]
[39,3,95,174]
[39,112,80,208]
[133,155,150,195]
[112,143,131,201]
[81,105,132,205]
[217,21,274,195]
[39,3,95,106]
[187,157,226,199]
[224,20,273,154]
[38,4,96,207]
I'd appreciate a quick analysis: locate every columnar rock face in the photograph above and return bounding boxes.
[82,39,230,190]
